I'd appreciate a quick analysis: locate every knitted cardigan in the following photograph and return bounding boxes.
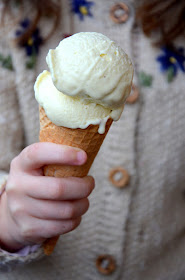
[0,0,185,279]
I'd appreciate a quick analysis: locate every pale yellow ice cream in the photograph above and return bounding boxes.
[46,32,133,109]
[35,32,133,134]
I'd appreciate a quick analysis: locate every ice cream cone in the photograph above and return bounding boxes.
[35,32,133,255]
[39,106,112,255]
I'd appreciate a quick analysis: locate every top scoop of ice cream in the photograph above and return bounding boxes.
[46,32,133,109]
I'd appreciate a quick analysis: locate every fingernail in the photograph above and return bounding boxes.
[77,151,86,163]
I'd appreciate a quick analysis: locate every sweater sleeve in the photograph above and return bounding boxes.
[0,245,43,272]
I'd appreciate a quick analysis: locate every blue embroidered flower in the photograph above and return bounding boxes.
[15,19,43,69]
[71,0,94,20]
[156,46,185,82]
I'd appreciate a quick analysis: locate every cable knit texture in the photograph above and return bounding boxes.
[0,0,185,279]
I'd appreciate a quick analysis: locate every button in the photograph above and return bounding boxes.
[110,3,129,24]
[126,84,139,104]
[96,255,116,275]
[109,167,130,188]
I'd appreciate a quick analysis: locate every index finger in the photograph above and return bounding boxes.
[18,142,87,171]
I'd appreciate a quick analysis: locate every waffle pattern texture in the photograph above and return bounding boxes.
[0,0,185,279]
[40,107,112,255]
[39,107,112,178]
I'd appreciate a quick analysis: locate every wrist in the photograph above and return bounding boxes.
[0,191,24,252]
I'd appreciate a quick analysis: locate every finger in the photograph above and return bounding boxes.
[28,197,89,220]
[24,175,95,200]
[17,143,87,171]
[19,216,82,243]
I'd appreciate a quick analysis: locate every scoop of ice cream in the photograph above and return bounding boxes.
[35,71,123,134]
[46,32,133,109]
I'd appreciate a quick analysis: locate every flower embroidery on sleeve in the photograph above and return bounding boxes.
[156,46,185,82]
[15,18,43,69]
[71,0,94,20]
[0,54,14,71]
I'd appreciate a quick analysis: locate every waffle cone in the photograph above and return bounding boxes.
[39,107,112,255]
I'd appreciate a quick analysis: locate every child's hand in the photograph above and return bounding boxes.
[0,143,94,252]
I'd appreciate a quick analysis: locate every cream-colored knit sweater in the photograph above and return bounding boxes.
[0,1,185,279]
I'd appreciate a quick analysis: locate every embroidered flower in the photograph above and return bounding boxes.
[139,71,153,87]
[15,19,43,69]
[156,46,185,82]
[0,54,14,71]
[71,0,94,20]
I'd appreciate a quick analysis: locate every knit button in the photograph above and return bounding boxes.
[109,167,130,188]
[96,255,116,275]
[110,3,129,24]
[126,84,139,104]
